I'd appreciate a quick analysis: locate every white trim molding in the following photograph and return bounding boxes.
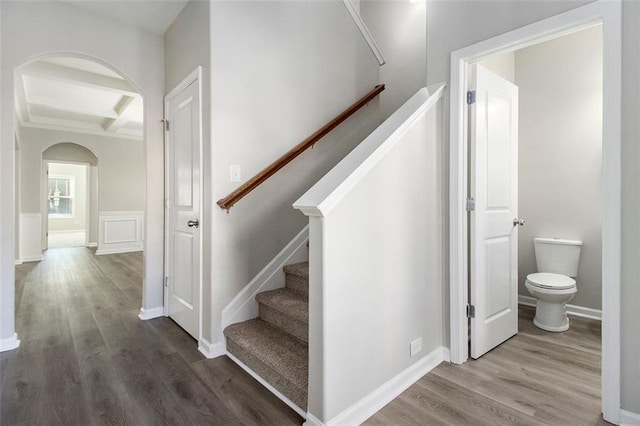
[448,1,621,424]
[138,306,164,320]
[227,351,308,419]
[221,225,309,328]
[621,410,640,425]
[19,212,43,262]
[341,0,385,66]
[0,333,21,352]
[96,211,144,255]
[198,339,225,359]
[518,295,602,321]
[319,346,448,426]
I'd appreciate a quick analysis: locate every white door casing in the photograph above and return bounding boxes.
[469,64,519,359]
[164,68,203,340]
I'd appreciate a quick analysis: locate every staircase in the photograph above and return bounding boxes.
[224,262,309,410]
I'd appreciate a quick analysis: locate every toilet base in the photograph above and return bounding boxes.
[533,299,570,332]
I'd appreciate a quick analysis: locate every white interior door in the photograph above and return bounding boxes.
[469,64,519,359]
[165,71,201,340]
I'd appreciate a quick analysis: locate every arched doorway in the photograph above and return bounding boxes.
[42,143,98,250]
[12,55,147,340]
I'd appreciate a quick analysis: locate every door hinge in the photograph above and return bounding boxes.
[164,277,169,288]
[466,304,476,318]
[466,197,475,211]
[467,90,476,105]
[161,119,170,131]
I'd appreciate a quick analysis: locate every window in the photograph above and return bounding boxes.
[48,175,75,217]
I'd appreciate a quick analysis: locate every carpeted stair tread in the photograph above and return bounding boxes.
[284,262,309,296]
[224,319,308,408]
[256,288,308,324]
[283,262,308,279]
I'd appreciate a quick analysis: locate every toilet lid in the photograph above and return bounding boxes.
[526,272,576,290]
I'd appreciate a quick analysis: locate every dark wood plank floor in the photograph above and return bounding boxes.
[3,247,606,425]
[365,306,605,425]
[2,247,302,426]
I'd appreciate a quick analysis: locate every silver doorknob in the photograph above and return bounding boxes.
[513,218,525,226]
[187,219,199,228]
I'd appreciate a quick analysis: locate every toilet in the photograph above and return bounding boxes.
[525,237,582,332]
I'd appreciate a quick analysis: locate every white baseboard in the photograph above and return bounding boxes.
[226,351,308,419]
[622,409,640,425]
[0,333,20,352]
[87,242,97,248]
[96,247,143,256]
[221,225,309,327]
[518,295,602,320]
[321,346,448,426]
[198,338,225,359]
[138,306,164,320]
[14,259,23,265]
[20,255,44,263]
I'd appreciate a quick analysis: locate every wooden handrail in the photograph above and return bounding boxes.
[217,84,385,211]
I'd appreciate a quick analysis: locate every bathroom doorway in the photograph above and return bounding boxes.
[449,1,620,422]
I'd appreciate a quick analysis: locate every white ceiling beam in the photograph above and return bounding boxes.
[22,120,142,141]
[102,95,135,133]
[28,95,120,119]
[14,75,31,124]
[19,62,138,97]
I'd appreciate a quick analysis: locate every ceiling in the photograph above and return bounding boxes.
[15,57,144,140]
[60,0,189,35]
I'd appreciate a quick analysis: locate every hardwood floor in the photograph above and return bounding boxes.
[3,247,605,425]
[365,306,605,425]
[2,247,302,426]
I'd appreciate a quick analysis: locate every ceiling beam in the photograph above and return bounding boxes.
[28,95,120,119]
[22,119,142,141]
[19,62,138,97]
[102,95,136,133]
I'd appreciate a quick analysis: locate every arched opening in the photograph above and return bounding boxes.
[13,54,147,334]
[42,143,98,250]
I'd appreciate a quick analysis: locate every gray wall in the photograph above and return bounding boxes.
[20,128,145,214]
[207,1,381,344]
[516,26,603,310]
[426,0,639,412]
[164,0,213,342]
[360,0,427,120]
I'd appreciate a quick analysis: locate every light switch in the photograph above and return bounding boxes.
[230,164,241,182]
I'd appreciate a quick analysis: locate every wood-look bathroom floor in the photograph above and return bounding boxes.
[3,247,605,425]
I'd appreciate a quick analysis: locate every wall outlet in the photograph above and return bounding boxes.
[230,164,241,182]
[410,337,422,357]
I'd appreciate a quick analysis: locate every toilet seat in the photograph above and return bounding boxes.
[526,272,575,290]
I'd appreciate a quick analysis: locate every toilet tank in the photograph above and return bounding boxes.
[534,237,583,277]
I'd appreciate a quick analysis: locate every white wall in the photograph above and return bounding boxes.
[515,26,603,311]
[478,52,515,83]
[426,0,639,414]
[207,1,382,346]
[295,87,444,423]
[360,0,427,120]
[0,1,165,345]
[47,162,88,233]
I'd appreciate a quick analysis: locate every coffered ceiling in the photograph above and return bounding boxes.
[15,57,144,140]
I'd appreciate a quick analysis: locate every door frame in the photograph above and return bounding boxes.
[163,66,204,344]
[448,1,621,423]
[42,159,92,249]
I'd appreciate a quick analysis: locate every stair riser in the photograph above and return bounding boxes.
[285,273,308,296]
[259,303,308,343]
[226,338,308,410]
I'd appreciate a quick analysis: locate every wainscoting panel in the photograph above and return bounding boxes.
[19,213,43,262]
[96,211,144,255]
